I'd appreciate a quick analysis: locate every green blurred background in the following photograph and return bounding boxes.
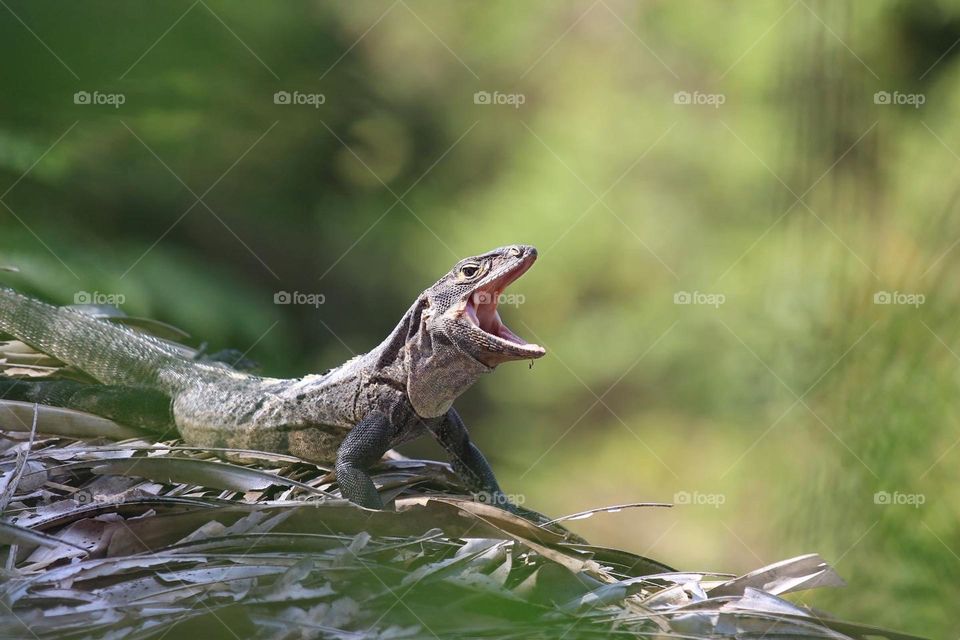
[1,1,959,634]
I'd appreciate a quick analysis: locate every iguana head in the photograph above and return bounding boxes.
[432,244,547,366]
[404,244,546,417]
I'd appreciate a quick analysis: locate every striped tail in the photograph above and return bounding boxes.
[0,288,217,393]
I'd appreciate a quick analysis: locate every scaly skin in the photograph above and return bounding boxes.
[0,245,546,509]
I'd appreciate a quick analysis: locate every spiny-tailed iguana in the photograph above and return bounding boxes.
[0,245,546,509]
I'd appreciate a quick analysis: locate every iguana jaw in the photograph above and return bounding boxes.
[458,248,546,364]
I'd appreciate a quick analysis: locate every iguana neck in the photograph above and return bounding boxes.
[298,293,492,421]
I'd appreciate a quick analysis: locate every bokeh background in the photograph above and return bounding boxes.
[1,1,959,634]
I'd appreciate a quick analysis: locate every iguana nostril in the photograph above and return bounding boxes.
[509,246,522,257]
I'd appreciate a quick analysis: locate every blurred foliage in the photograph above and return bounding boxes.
[1,0,959,635]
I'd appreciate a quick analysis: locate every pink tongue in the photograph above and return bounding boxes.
[486,310,529,346]
[496,321,528,345]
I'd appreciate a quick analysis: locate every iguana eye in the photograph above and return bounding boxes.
[460,264,481,279]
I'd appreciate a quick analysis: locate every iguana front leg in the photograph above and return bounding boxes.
[429,408,511,508]
[335,410,393,509]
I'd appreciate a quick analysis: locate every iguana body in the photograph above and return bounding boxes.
[0,245,546,509]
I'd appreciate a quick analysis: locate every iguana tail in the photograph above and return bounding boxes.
[0,288,218,393]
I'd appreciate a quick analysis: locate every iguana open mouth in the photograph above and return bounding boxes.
[462,251,546,360]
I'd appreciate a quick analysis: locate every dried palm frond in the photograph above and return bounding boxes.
[0,425,924,640]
